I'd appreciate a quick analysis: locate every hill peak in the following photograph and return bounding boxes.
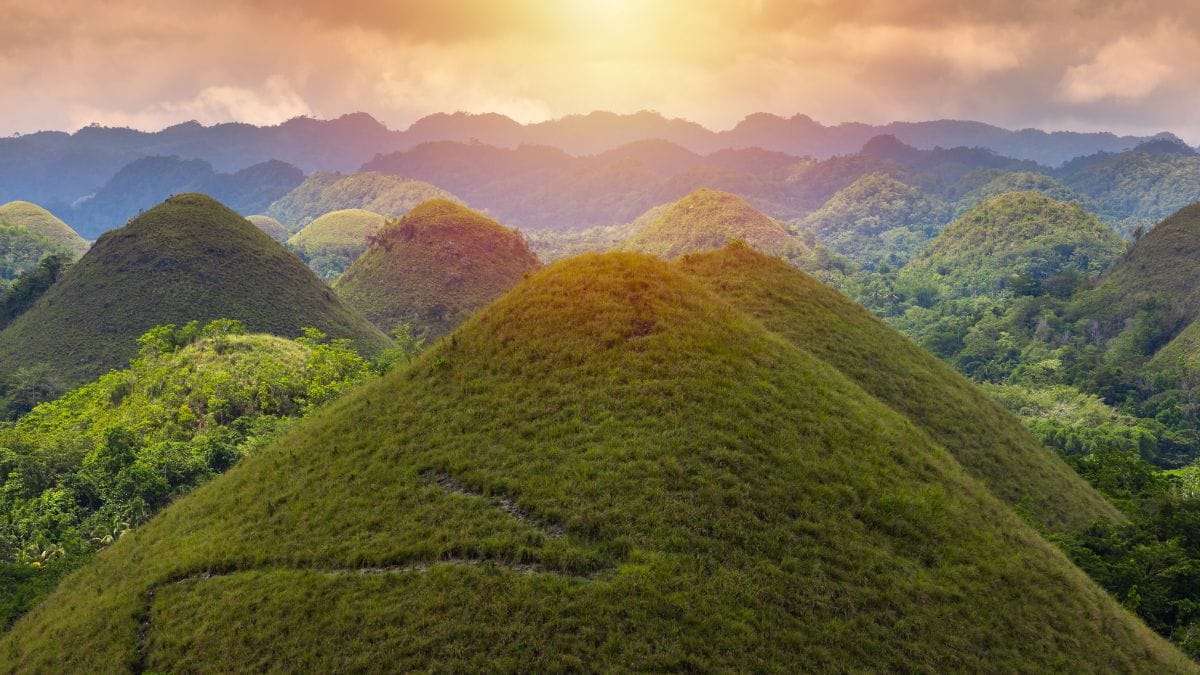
[0,200,89,255]
[335,200,540,338]
[3,248,1185,671]
[904,191,1124,298]
[0,194,389,384]
[624,188,806,260]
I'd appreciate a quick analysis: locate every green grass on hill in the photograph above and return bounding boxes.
[1148,320,1200,384]
[288,209,387,252]
[265,172,459,230]
[903,191,1125,299]
[1,252,1187,672]
[287,209,388,280]
[245,215,289,242]
[0,194,390,386]
[1072,203,1200,355]
[0,202,88,256]
[679,243,1124,533]
[625,188,810,261]
[334,200,540,339]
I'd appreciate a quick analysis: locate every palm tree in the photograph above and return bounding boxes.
[89,518,130,547]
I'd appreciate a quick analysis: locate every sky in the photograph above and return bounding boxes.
[3,0,1200,141]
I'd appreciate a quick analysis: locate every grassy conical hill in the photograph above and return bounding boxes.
[265,172,459,230]
[624,188,809,260]
[679,243,1123,532]
[799,173,950,268]
[1071,203,1200,354]
[288,209,387,252]
[245,214,289,242]
[0,201,88,256]
[902,192,1125,298]
[2,253,1187,671]
[953,171,1084,216]
[0,194,390,384]
[287,208,388,280]
[334,200,540,339]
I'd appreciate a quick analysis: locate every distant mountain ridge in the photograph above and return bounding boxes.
[398,111,1172,165]
[0,111,1175,218]
[71,156,304,238]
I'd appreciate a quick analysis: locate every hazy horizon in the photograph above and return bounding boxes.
[4,108,1186,145]
[5,0,1200,142]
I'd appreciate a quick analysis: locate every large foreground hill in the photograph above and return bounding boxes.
[1,251,1183,671]
[0,194,389,384]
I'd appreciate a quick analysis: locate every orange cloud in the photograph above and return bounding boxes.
[2,0,1200,142]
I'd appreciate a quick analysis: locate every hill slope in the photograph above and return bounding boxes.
[287,209,388,280]
[1071,203,1200,353]
[1059,147,1200,235]
[334,200,540,338]
[902,192,1125,298]
[1,252,1186,672]
[679,244,1123,532]
[245,214,289,242]
[799,174,950,268]
[0,201,88,255]
[0,194,390,384]
[624,188,809,260]
[265,172,458,229]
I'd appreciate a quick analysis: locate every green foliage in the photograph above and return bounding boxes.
[798,173,952,269]
[0,365,68,422]
[900,192,1125,299]
[0,193,390,387]
[0,320,373,629]
[0,226,70,283]
[1060,149,1200,236]
[374,323,427,373]
[0,558,83,630]
[0,255,69,331]
[952,170,1086,216]
[524,216,651,263]
[1,251,1185,671]
[1040,445,1200,661]
[334,199,540,340]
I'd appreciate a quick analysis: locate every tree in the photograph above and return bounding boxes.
[374,323,427,373]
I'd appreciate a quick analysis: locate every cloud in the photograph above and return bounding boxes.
[1057,27,1178,104]
[69,77,313,130]
[834,23,1032,80]
[4,0,1200,143]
